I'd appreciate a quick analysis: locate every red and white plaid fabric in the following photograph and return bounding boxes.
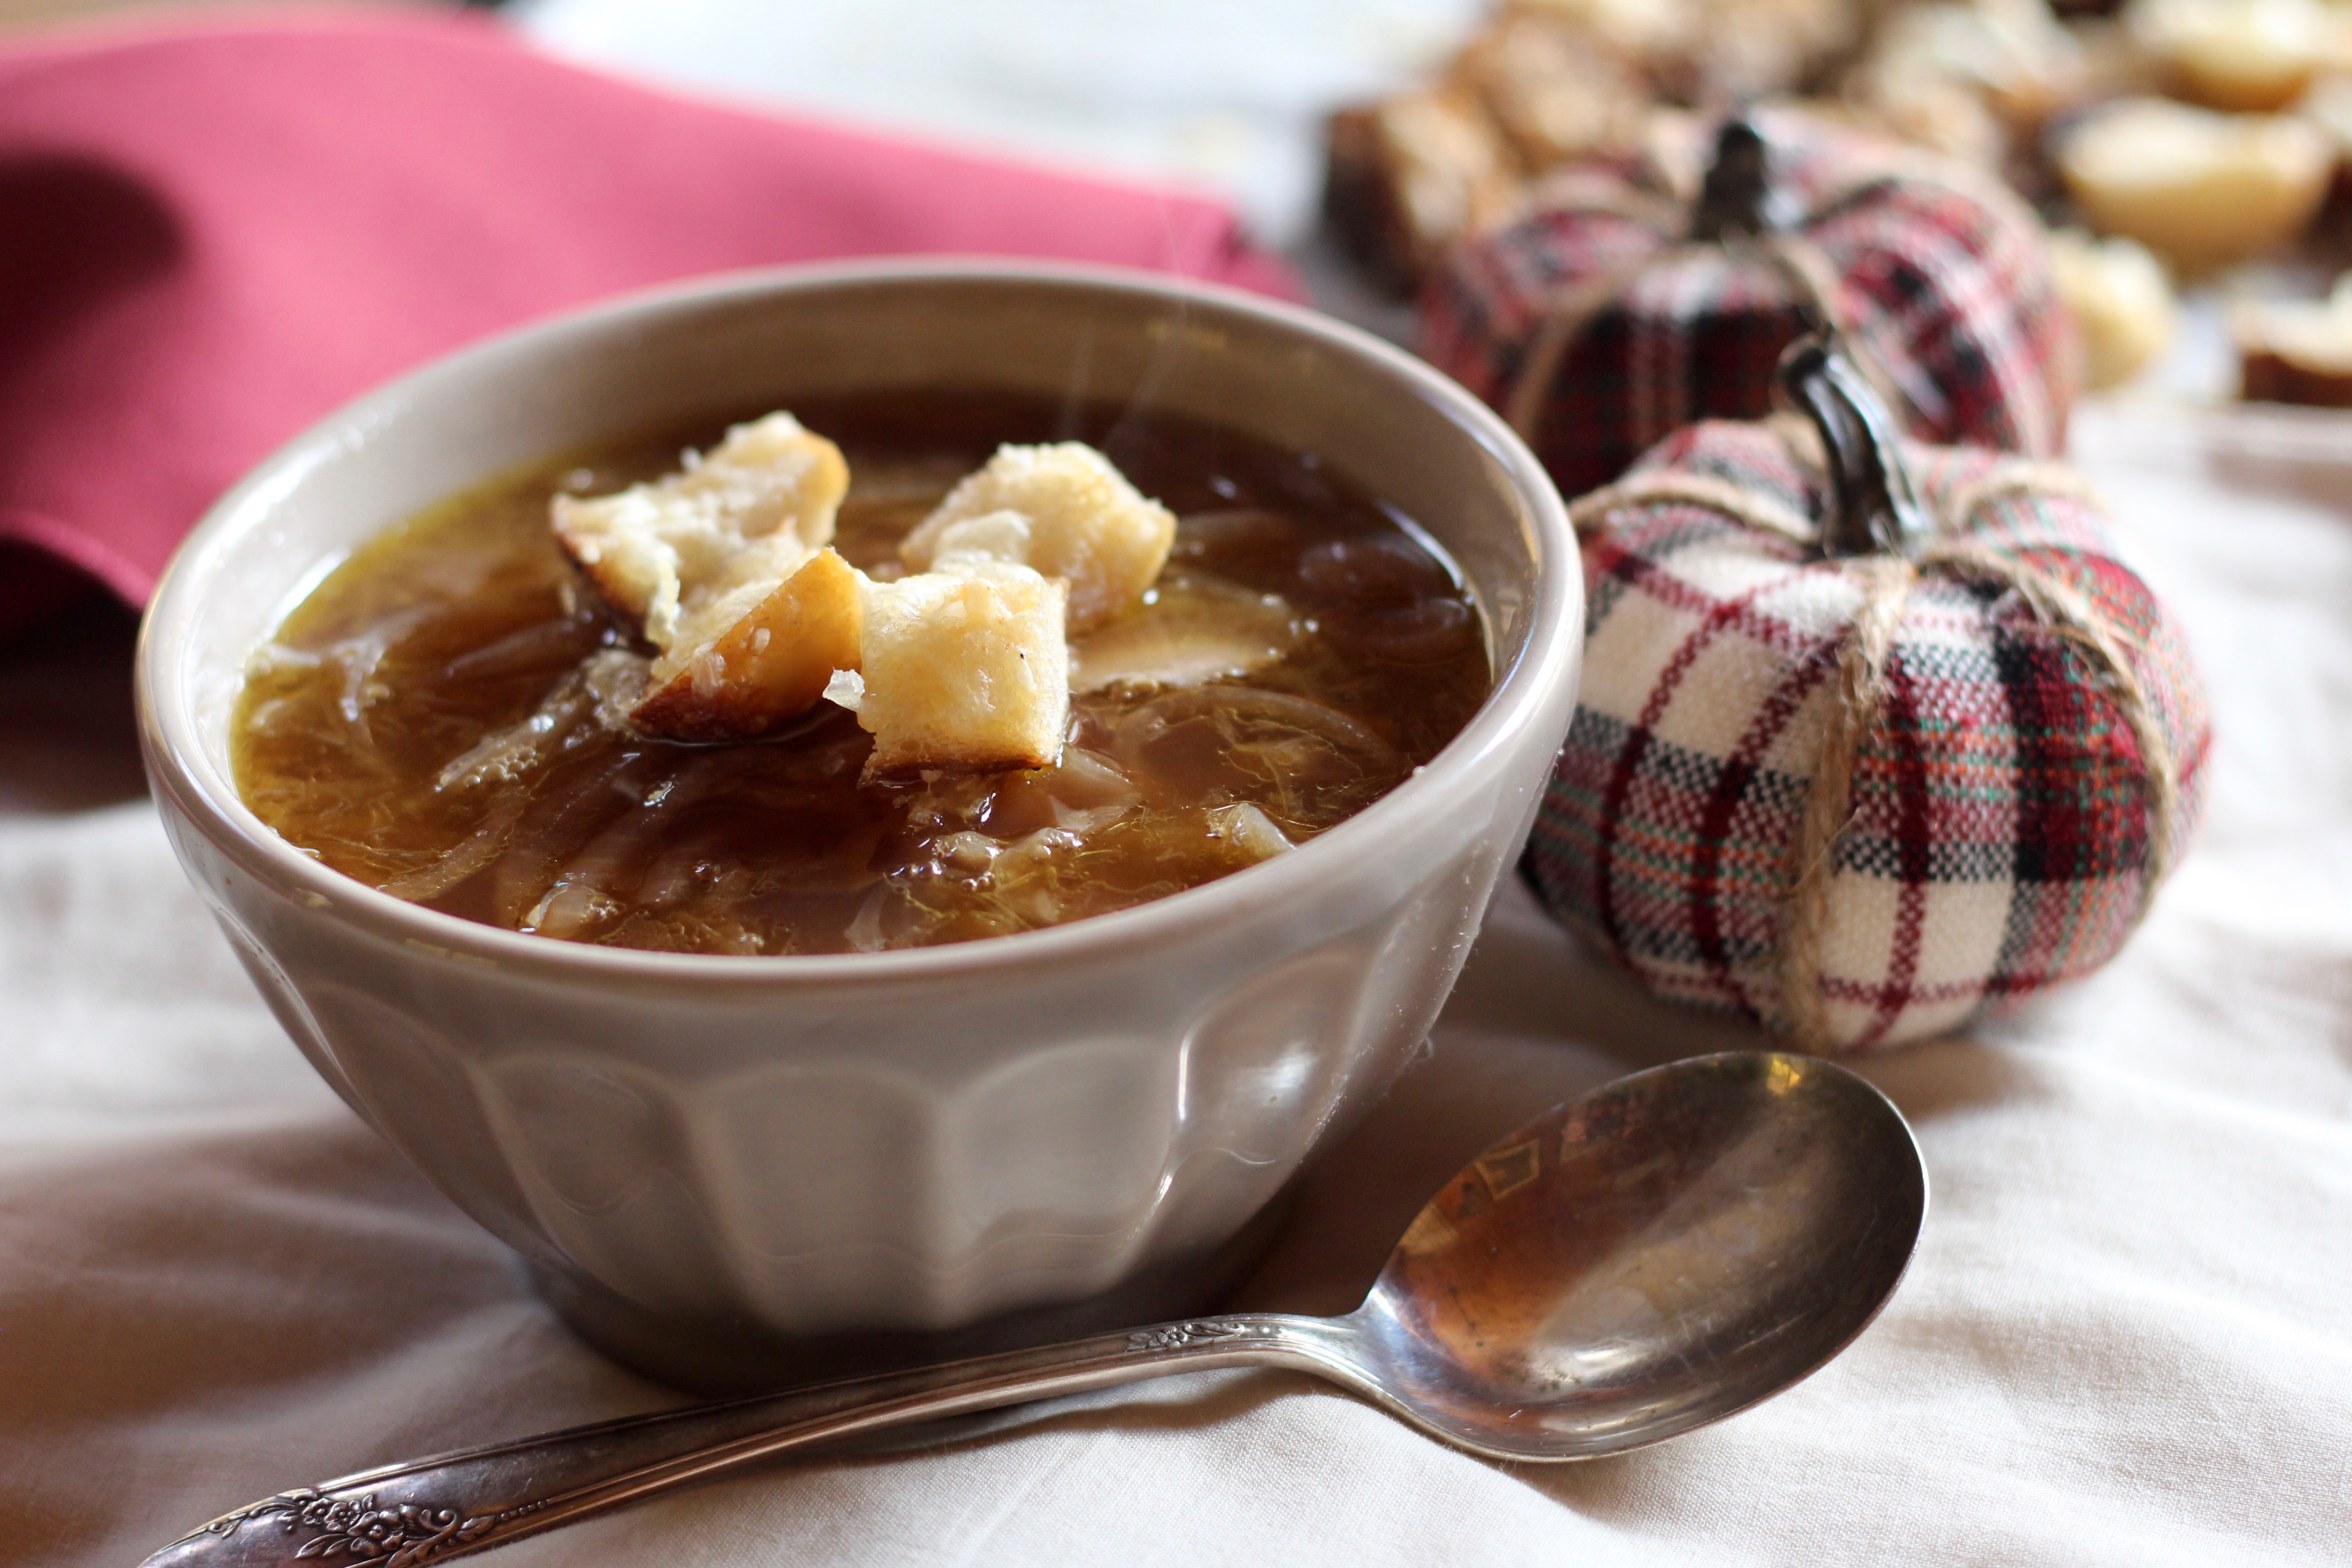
[1525,419,2211,1052]
[1423,110,2078,500]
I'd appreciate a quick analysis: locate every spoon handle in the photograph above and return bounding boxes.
[142,1314,1342,1568]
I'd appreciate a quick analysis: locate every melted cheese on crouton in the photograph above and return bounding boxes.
[899,443,1176,632]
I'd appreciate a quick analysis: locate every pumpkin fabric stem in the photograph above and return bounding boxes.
[1779,335,1933,559]
[1501,118,1922,460]
[1690,116,1777,241]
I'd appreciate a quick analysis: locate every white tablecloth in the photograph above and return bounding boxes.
[4,400,2349,1565]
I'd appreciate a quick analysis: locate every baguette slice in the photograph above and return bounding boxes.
[632,548,864,741]
[853,564,1070,780]
[899,445,1177,633]
[1323,87,1526,296]
[2235,274,2352,406]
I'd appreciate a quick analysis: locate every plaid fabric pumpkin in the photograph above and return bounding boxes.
[1423,110,2078,500]
[1526,417,2211,1052]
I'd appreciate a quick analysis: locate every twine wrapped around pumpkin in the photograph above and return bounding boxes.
[1425,109,2078,501]
[1528,337,2210,1053]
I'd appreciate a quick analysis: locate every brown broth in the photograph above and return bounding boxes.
[232,391,1491,955]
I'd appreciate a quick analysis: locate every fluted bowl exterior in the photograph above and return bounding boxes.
[137,262,1582,1391]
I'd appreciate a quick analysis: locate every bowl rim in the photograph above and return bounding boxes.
[137,255,1580,991]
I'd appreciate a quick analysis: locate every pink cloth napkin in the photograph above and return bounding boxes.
[0,8,1294,640]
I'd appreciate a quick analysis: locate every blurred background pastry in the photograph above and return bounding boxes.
[2235,271,2352,402]
[2048,228,2180,387]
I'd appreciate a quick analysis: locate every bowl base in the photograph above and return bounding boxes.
[529,1194,1297,1397]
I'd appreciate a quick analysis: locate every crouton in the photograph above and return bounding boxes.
[854,566,1070,779]
[552,413,848,648]
[632,547,864,741]
[551,412,850,740]
[898,446,1176,634]
[920,509,1037,578]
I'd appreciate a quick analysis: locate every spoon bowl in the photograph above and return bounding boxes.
[1339,1050,1926,1458]
[148,1051,1925,1566]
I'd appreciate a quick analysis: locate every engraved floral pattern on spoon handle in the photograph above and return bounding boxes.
[196,1490,478,1565]
[147,1316,1323,1568]
[1124,1319,1259,1352]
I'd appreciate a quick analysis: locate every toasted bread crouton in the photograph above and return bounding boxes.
[632,547,865,741]
[919,508,1035,577]
[898,444,1176,633]
[553,413,848,648]
[1451,9,1651,172]
[855,566,1070,779]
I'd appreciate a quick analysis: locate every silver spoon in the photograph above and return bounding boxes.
[145,1050,1925,1568]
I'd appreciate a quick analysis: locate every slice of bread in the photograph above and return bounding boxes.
[2129,0,2347,114]
[633,547,865,741]
[1323,87,1525,296]
[2236,274,2352,405]
[899,444,1177,633]
[854,564,1070,779]
[553,412,848,649]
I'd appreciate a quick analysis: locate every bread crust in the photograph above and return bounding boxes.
[2235,279,2352,405]
[2240,348,2352,404]
[1323,88,1524,296]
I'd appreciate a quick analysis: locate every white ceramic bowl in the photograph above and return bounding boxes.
[137,261,1582,1392]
